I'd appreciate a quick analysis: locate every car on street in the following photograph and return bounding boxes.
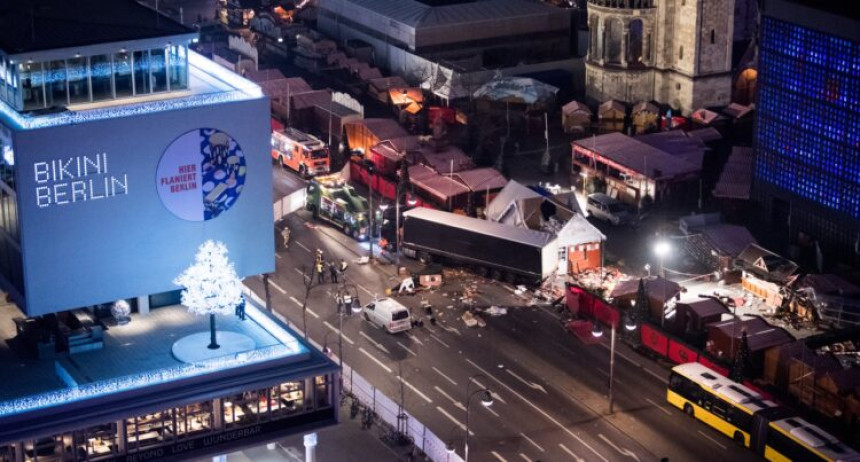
[586,193,635,225]
[361,298,413,333]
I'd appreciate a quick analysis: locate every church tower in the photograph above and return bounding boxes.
[586,0,735,115]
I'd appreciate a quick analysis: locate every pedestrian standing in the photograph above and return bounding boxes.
[316,260,326,283]
[281,227,291,248]
[235,296,246,321]
[339,259,348,275]
[329,261,338,284]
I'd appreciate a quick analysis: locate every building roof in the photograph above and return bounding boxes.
[632,101,659,115]
[637,130,708,170]
[556,214,605,246]
[291,90,332,110]
[691,108,725,125]
[722,102,754,119]
[0,0,193,54]
[572,132,701,181]
[680,213,757,258]
[562,100,592,116]
[598,100,626,118]
[709,317,795,352]
[713,146,754,200]
[403,207,555,248]
[324,0,563,29]
[452,167,508,192]
[408,164,471,201]
[414,145,474,173]
[486,180,542,222]
[737,243,799,282]
[355,118,410,142]
[610,277,682,303]
[369,76,410,93]
[678,298,731,318]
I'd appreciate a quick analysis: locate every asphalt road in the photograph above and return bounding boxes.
[241,170,764,462]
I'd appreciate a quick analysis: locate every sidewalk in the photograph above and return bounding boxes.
[193,405,411,462]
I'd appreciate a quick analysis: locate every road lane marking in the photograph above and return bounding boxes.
[434,386,465,411]
[435,406,473,436]
[359,347,392,373]
[295,241,311,252]
[407,334,425,346]
[269,280,288,295]
[643,367,669,384]
[466,359,607,462]
[598,434,641,461]
[433,367,457,386]
[645,398,672,416]
[323,321,354,345]
[520,433,545,452]
[294,268,306,276]
[430,334,450,348]
[398,376,433,403]
[491,451,507,461]
[596,368,625,385]
[274,253,282,259]
[287,296,318,318]
[559,443,584,462]
[357,284,375,297]
[518,454,531,462]
[505,369,548,394]
[359,331,390,354]
[439,324,461,336]
[397,341,417,356]
[697,431,727,450]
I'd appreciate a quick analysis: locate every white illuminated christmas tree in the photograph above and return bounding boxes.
[174,240,244,349]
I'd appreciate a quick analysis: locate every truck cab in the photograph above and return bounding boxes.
[306,176,369,240]
[271,126,330,178]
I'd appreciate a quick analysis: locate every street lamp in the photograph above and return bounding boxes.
[464,389,493,462]
[592,318,636,414]
[654,241,671,278]
[383,195,417,267]
[644,263,651,278]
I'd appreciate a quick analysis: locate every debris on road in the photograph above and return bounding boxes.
[484,306,507,316]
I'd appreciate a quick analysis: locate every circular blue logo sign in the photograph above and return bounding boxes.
[157,128,246,221]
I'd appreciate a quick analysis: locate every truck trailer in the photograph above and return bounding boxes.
[401,208,557,284]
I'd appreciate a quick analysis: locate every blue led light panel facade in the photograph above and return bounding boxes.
[755,16,860,219]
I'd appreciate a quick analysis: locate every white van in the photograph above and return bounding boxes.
[361,298,413,333]
[586,193,635,225]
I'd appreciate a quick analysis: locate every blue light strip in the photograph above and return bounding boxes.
[0,50,262,131]
[0,308,307,418]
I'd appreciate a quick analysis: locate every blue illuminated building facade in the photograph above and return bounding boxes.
[754,0,860,256]
[0,1,339,461]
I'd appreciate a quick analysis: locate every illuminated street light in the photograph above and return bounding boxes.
[654,241,671,278]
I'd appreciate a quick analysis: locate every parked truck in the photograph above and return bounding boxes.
[306,175,369,240]
[401,208,557,284]
[271,125,330,178]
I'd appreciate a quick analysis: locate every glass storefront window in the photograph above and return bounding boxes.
[133,50,150,95]
[150,48,167,93]
[113,51,133,98]
[74,423,117,460]
[67,57,89,104]
[168,45,188,90]
[19,62,44,110]
[126,410,171,451]
[23,435,63,461]
[45,60,67,107]
[90,55,112,101]
[176,402,212,437]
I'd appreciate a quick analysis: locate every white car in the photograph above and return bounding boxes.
[586,193,635,225]
[361,298,413,333]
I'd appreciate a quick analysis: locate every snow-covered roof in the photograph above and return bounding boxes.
[403,207,555,249]
[556,214,605,246]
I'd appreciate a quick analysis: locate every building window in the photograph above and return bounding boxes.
[679,46,684,60]
[114,51,133,97]
[90,54,113,101]
[19,62,45,110]
[74,423,118,460]
[132,50,151,95]
[67,56,90,104]
[168,45,188,90]
[45,60,67,108]
[150,47,168,93]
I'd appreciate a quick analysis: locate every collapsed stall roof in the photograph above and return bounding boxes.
[403,207,555,248]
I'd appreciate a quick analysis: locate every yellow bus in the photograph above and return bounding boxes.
[668,363,860,462]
